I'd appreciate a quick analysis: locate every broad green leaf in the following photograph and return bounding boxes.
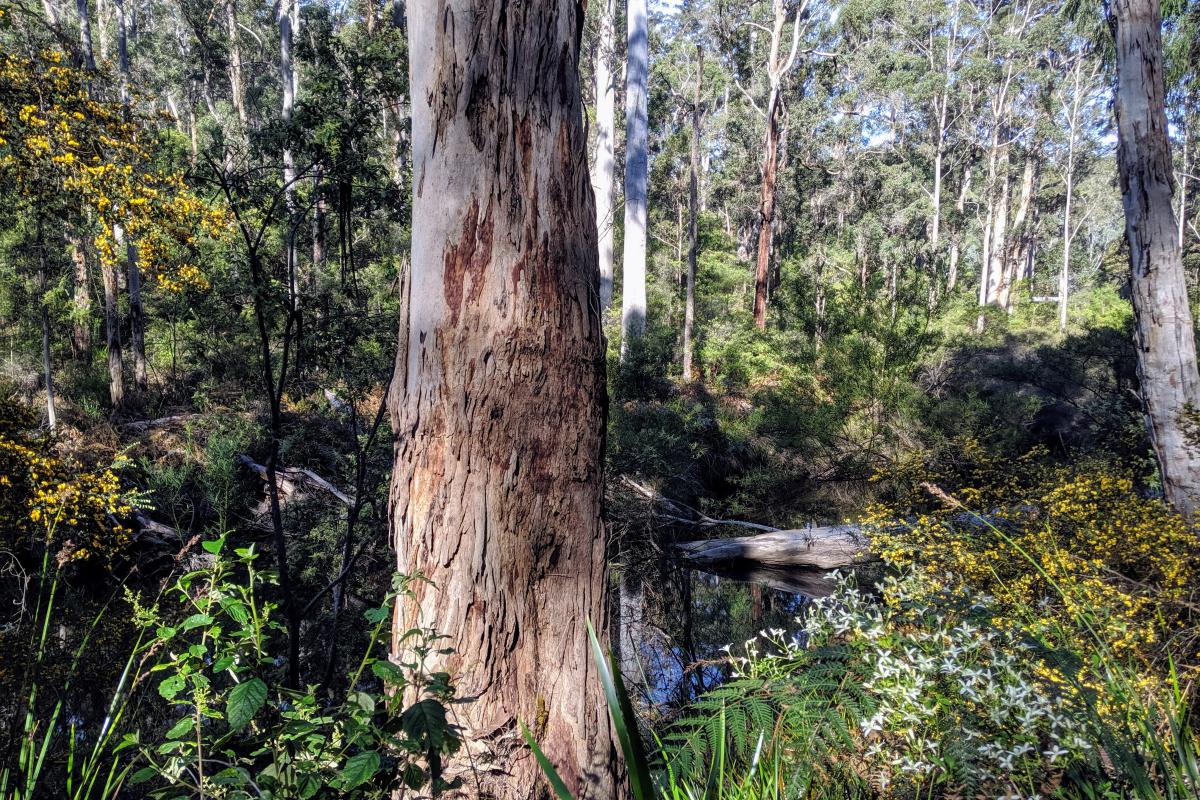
[181,613,214,631]
[129,766,158,785]
[339,750,381,789]
[226,678,268,731]
[400,699,449,750]
[158,674,186,700]
[371,659,406,684]
[165,716,193,740]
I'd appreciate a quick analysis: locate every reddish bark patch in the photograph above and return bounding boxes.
[443,197,495,326]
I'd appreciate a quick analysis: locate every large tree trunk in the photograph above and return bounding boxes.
[592,0,617,311]
[1001,153,1037,311]
[390,1,616,796]
[1112,0,1200,517]
[751,0,804,330]
[622,0,649,355]
[683,47,702,381]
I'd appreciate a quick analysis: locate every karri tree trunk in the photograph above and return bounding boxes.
[1112,0,1200,517]
[683,46,703,381]
[75,0,96,71]
[1057,52,1092,332]
[389,0,616,795]
[622,0,649,355]
[592,0,617,311]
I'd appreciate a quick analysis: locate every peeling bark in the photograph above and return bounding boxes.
[390,0,616,795]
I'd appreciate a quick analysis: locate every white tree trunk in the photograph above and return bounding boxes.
[37,221,57,429]
[622,0,649,355]
[280,0,299,328]
[592,0,617,311]
[1112,0,1200,517]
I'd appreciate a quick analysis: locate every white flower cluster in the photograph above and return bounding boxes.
[722,570,1094,797]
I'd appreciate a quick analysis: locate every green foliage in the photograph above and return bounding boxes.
[125,541,460,798]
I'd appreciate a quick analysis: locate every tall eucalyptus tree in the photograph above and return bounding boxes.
[390,0,617,794]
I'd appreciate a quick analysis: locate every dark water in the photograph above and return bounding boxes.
[617,559,833,707]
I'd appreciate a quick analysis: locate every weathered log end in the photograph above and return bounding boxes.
[674,525,871,570]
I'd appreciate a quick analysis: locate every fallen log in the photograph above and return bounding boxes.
[236,454,354,508]
[121,413,198,432]
[674,525,870,570]
[132,512,184,543]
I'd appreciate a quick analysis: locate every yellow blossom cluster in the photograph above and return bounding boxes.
[0,45,229,292]
[0,397,135,564]
[865,440,1198,695]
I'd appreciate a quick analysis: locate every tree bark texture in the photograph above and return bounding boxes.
[75,0,96,71]
[1112,0,1200,517]
[390,1,616,796]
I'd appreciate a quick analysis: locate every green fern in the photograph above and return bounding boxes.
[660,644,875,786]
